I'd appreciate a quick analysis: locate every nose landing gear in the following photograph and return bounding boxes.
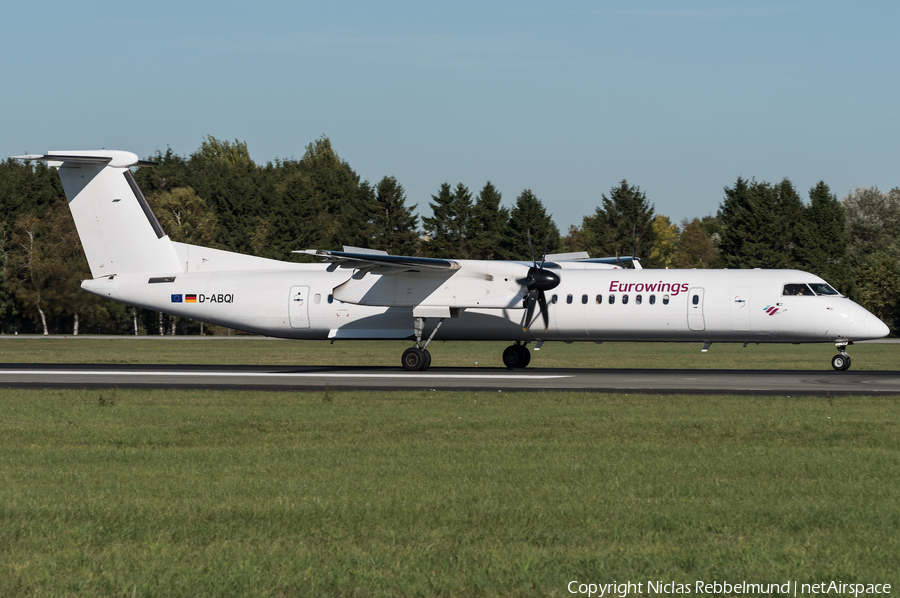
[831,342,851,371]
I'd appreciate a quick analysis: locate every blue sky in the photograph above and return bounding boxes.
[3,1,898,233]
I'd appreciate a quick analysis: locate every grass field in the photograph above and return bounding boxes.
[1,388,898,596]
[0,336,898,370]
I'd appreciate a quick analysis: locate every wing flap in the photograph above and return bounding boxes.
[298,249,460,272]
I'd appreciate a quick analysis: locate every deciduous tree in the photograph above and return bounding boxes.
[648,215,679,268]
[676,218,719,268]
[147,187,220,246]
[7,213,55,334]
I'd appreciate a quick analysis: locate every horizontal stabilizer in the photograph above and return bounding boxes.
[12,150,158,168]
[13,154,111,164]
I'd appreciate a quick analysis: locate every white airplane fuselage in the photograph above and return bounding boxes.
[84,249,886,346]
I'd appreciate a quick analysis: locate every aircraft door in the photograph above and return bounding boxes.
[687,287,705,331]
[289,285,310,329]
[731,287,751,330]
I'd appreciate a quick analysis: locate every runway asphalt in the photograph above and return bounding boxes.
[2,363,900,395]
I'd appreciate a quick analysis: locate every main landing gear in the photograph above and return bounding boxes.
[502,342,531,369]
[401,316,446,371]
[402,346,431,371]
[831,341,851,371]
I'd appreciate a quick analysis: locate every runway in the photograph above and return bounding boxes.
[2,363,900,395]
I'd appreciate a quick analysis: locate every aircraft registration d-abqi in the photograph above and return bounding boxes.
[12,150,890,371]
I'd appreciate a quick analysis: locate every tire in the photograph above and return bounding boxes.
[831,354,851,371]
[402,347,427,371]
[518,345,532,368]
[422,349,432,371]
[502,345,523,368]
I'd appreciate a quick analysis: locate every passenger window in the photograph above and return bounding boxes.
[327,294,334,304]
[636,294,642,305]
[582,294,588,304]
[692,294,699,305]
[609,295,615,305]
[783,283,814,296]
[663,294,670,305]
[649,295,656,305]
[567,294,573,304]
[314,293,321,304]
[596,294,603,305]
[551,294,558,304]
[622,294,629,305]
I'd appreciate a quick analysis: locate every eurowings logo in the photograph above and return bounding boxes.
[763,305,780,316]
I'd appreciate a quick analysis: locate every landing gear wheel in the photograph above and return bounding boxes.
[831,354,851,371]
[502,344,530,369]
[402,347,428,371]
[518,345,531,368]
[422,349,432,371]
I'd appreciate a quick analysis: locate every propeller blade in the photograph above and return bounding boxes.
[539,231,551,269]
[518,229,561,331]
[522,289,538,331]
[527,229,536,267]
[537,290,550,331]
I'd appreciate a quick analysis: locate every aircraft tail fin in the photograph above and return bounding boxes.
[13,151,183,278]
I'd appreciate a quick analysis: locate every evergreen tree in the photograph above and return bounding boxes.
[0,158,65,221]
[773,178,805,261]
[0,222,17,329]
[184,137,265,254]
[133,147,189,194]
[502,189,560,260]
[267,136,374,258]
[422,183,473,258]
[580,180,656,262]
[468,182,511,260]
[719,177,803,269]
[371,176,418,255]
[794,182,850,292]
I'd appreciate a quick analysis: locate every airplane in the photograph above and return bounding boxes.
[12,150,890,371]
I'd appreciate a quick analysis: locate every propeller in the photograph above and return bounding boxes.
[517,230,560,332]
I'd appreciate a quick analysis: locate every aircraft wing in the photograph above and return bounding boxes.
[297,249,460,272]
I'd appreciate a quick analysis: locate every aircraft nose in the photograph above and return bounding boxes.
[869,315,891,339]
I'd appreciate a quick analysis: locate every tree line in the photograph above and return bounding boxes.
[1,135,898,335]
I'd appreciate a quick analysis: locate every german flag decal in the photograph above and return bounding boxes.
[185,294,198,303]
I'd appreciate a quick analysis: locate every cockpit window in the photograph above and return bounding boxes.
[808,283,840,296]
[782,283,815,296]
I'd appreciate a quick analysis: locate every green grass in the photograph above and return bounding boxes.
[0,336,897,369]
[1,389,898,596]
